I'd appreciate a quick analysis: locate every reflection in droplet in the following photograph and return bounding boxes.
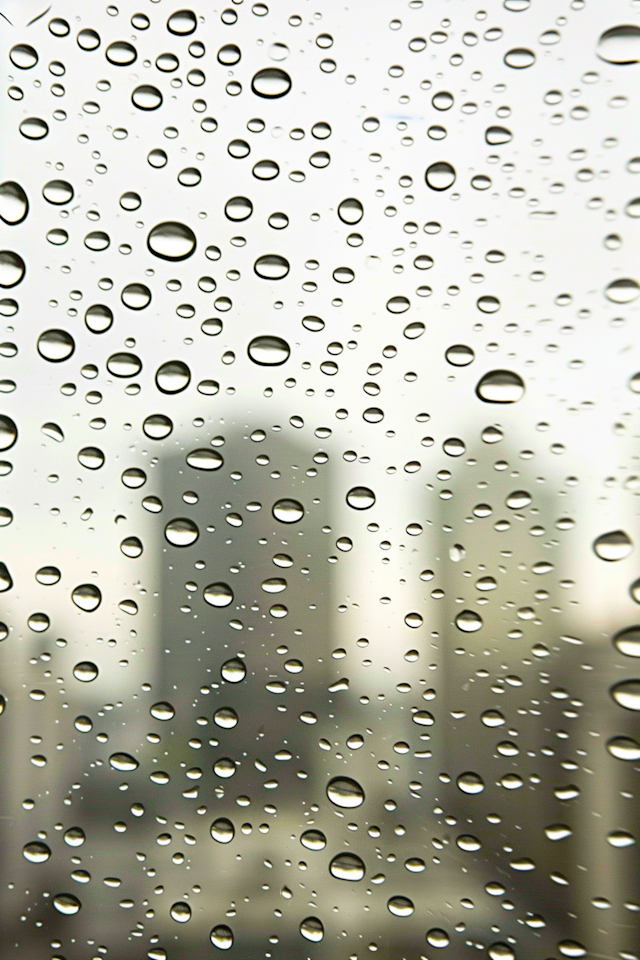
[23,841,51,863]
[71,584,102,612]
[85,304,113,334]
[19,118,49,140]
[329,852,365,881]
[0,252,26,288]
[204,583,234,607]
[301,829,327,850]
[272,499,304,523]
[210,817,235,843]
[300,917,324,942]
[106,41,138,66]
[121,283,152,310]
[170,901,192,923]
[143,415,173,440]
[165,518,199,547]
[387,896,414,917]
[72,661,99,682]
[225,196,253,221]
[109,752,139,771]
[221,658,246,683]
[597,25,640,64]
[327,776,365,808]
[10,45,38,69]
[425,161,456,190]
[53,893,81,915]
[605,278,640,303]
[148,222,196,261]
[214,707,238,729]
[254,254,290,280]
[0,415,17,452]
[476,369,525,403]
[150,701,175,721]
[187,449,223,470]
[36,566,61,585]
[446,344,475,366]
[610,679,640,711]
[456,771,485,794]
[346,486,376,510]
[0,562,12,593]
[0,182,29,225]
[455,610,483,632]
[155,360,191,393]
[251,68,292,98]
[612,626,640,657]
[593,530,633,561]
[503,47,536,68]
[132,84,163,110]
[78,446,105,470]
[211,924,234,949]
[606,735,640,760]
[167,9,197,35]
[248,335,290,365]
[338,198,364,224]
[488,945,515,960]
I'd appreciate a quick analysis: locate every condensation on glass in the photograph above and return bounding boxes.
[0,1,639,959]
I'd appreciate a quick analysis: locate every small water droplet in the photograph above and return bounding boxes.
[9,44,38,69]
[143,415,173,439]
[426,928,450,948]
[327,776,365,808]
[597,25,640,64]
[300,829,327,850]
[593,529,633,561]
[338,198,363,224]
[606,735,640,760]
[251,67,292,98]
[147,222,196,261]
[106,41,137,66]
[329,852,365,881]
[503,47,536,68]
[456,771,485,794]
[72,661,99,682]
[155,360,191,393]
[204,582,234,607]
[387,896,414,917]
[221,658,246,683]
[300,917,324,942]
[150,701,175,720]
[0,252,25,289]
[132,84,163,110]
[165,518,199,547]
[210,817,235,843]
[346,486,376,510]
[23,840,51,863]
[455,610,483,632]
[71,584,102,612]
[121,283,152,310]
[0,182,28,225]
[610,679,640,711]
[53,893,81,915]
[109,752,138,771]
[425,161,456,190]
[170,901,192,923]
[272,498,304,522]
[605,277,640,303]
[248,335,290,365]
[19,118,49,140]
[476,369,525,403]
[211,924,234,949]
[214,707,238,729]
[167,9,197,35]
[254,255,290,280]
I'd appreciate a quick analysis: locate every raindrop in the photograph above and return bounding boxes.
[387,896,414,917]
[612,626,640,657]
[300,917,324,942]
[481,709,505,727]
[167,9,197,35]
[144,414,173,440]
[606,736,640,760]
[425,161,456,190]
[426,929,450,948]
[388,296,411,314]
[19,118,49,140]
[170,901,192,923]
[120,192,141,211]
[106,41,137,66]
[610,679,640,711]
[488,946,515,960]
[53,893,81,915]
[150,702,175,720]
[155,360,191,394]
[0,252,25,288]
[338,198,364,224]
[251,67,292,98]
[346,486,376,510]
[131,85,163,110]
[445,344,475,366]
[476,369,525,403]
[187,449,223,470]
[221,658,246,683]
[10,45,38,69]
[78,446,105,470]
[503,47,536,68]
[109,752,139,771]
[204,583,234,607]
[254,255,290,279]
[272,499,304,523]
[63,827,86,847]
[329,852,365,881]
[456,771,485,794]
[77,29,101,51]
[327,776,365,808]
[23,841,51,863]
[248,335,290,365]
[214,707,238,729]
[85,304,113,334]
[0,182,29,225]
[486,125,513,145]
[28,612,49,632]
[225,197,253,221]
[71,585,102,612]
[597,25,640,64]
[211,925,234,949]
[218,44,241,65]
[0,563,12,592]
[455,610,483,632]
[121,283,151,310]
[107,353,141,377]
[301,829,327,850]
[443,437,466,457]
[147,222,196,261]
[72,661,99,683]
[210,817,235,844]
[214,758,236,778]
[35,566,61,585]
[545,824,573,841]
[605,278,640,303]
[557,942,587,959]
[0,416,17,451]
[593,530,633,561]
[164,518,199,547]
